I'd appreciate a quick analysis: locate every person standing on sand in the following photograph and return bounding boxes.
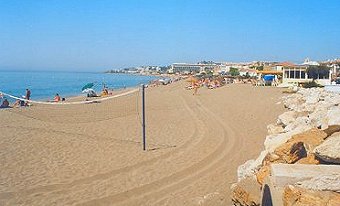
[25,89,31,100]
[25,88,31,106]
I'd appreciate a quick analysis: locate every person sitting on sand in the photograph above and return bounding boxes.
[0,98,10,108]
[54,93,61,102]
[101,87,109,96]
[13,99,25,107]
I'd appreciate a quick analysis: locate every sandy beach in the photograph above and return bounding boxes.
[0,81,285,205]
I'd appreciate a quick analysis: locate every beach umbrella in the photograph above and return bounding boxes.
[82,83,94,91]
[82,88,95,93]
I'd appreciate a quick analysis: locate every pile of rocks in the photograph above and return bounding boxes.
[231,87,340,206]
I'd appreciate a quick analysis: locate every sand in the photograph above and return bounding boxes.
[0,81,285,205]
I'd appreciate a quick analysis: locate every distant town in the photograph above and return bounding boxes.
[105,58,340,78]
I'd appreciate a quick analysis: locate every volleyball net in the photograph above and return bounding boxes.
[1,87,158,148]
[0,88,141,124]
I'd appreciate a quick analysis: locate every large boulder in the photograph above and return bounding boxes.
[237,150,268,181]
[295,154,321,165]
[295,174,340,193]
[304,92,320,104]
[323,125,340,138]
[255,165,270,185]
[267,124,284,135]
[264,129,326,165]
[309,107,328,128]
[283,116,312,133]
[288,128,327,152]
[264,126,318,153]
[277,111,298,126]
[231,175,261,206]
[326,106,340,126]
[314,133,340,164]
[283,185,340,206]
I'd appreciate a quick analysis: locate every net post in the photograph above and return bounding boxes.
[142,84,146,151]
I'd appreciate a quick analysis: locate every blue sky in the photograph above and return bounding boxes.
[0,0,340,71]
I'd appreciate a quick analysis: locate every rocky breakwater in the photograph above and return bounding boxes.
[231,87,340,206]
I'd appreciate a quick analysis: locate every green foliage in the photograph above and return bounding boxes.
[256,66,264,71]
[229,67,240,76]
[302,81,323,88]
[306,65,330,80]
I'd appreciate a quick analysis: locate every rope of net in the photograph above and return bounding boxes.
[0,89,139,105]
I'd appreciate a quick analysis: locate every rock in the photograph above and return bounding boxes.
[296,154,321,165]
[314,133,340,164]
[277,111,298,126]
[284,116,312,133]
[309,107,328,128]
[305,92,320,104]
[288,128,327,152]
[265,141,307,164]
[283,185,340,206]
[231,175,261,206]
[326,107,340,126]
[264,126,319,153]
[255,165,270,185]
[295,174,340,193]
[264,129,326,164]
[237,150,268,181]
[323,125,340,138]
[267,124,284,135]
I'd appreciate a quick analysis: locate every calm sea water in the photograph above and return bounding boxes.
[0,71,157,101]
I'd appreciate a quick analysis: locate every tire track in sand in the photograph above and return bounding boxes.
[0,91,206,202]
[77,93,238,206]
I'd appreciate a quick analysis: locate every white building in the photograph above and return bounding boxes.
[170,63,216,74]
[282,65,331,86]
[302,58,320,66]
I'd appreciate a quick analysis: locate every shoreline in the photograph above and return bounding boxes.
[0,72,161,103]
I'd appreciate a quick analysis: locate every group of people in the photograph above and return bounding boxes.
[0,89,65,109]
[186,76,227,95]
[0,88,31,109]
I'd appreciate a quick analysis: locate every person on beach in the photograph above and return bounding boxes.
[25,89,31,106]
[54,94,61,102]
[13,99,25,107]
[0,98,10,108]
[193,82,199,95]
[25,89,31,100]
[101,87,109,96]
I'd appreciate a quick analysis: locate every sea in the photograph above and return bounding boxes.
[0,71,157,101]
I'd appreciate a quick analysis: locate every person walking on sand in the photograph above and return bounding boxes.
[193,82,199,95]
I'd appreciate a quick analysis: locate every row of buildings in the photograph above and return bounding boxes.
[169,58,340,86]
[107,58,340,86]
